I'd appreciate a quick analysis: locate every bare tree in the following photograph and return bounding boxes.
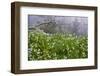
[72,18,80,35]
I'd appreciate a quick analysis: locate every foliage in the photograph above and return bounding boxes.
[28,30,88,60]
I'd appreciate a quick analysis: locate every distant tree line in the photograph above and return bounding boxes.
[28,16,88,36]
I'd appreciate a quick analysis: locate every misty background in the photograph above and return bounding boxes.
[28,15,88,36]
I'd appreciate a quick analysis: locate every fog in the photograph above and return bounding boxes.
[28,15,88,36]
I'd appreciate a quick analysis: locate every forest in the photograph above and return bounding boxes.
[28,15,88,60]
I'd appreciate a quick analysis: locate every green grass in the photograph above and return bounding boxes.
[28,30,88,60]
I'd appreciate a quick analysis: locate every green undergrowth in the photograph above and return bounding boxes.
[28,30,88,60]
